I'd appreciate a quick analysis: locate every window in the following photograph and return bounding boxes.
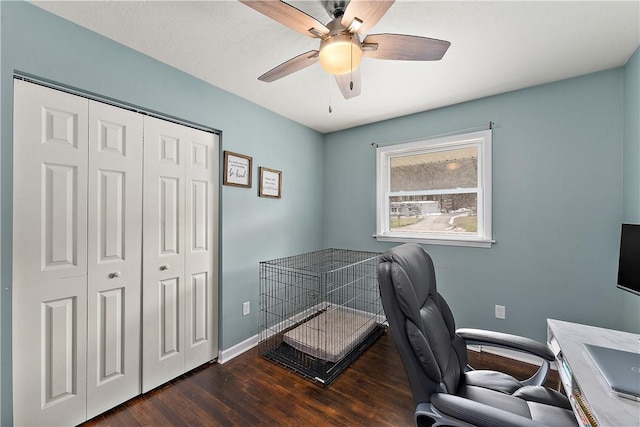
[376,130,493,248]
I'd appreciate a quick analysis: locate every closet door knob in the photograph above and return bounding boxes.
[160,265,170,271]
[109,271,121,279]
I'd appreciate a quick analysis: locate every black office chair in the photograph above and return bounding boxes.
[378,244,577,427]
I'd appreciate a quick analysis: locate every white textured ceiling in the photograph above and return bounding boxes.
[32,0,640,133]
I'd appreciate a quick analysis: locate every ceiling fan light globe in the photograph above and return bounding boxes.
[319,35,362,75]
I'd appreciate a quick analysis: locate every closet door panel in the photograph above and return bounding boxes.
[13,80,88,427]
[160,277,181,355]
[87,100,143,418]
[142,116,187,392]
[185,129,218,371]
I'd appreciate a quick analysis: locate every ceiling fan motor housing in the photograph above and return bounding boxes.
[325,0,349,19]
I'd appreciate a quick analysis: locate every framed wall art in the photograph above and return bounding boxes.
[259,167,282,199]
[223,151,252,188]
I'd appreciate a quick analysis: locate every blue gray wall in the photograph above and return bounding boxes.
[323,66,637,343]
[622,47,640,331]
[0,2,324,424]
[1,1,638,424]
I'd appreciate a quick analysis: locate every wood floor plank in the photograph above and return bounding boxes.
[83,331,558,427]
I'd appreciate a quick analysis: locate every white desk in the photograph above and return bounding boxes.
[547,319,640,427]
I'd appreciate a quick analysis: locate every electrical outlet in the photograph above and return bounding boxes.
[495,304,506,320]
[243,301,250,316]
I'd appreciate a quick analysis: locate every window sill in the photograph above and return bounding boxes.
[374,234,495,248]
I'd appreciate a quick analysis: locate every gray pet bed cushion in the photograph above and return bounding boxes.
[283,305,377,362]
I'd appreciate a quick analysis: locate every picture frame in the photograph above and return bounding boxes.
[259,167,282,199]
[223,151,252,188]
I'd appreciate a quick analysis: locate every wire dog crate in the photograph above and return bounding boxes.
[259,249,386,386]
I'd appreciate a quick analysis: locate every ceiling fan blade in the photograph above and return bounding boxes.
[362,33,451,61]
[341,0,394,35]
[258,50,319,82]
[239,0,329,38]
[335,69,361,100]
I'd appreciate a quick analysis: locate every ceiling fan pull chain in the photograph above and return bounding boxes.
[328,75,333,113]
[350,34,354,91]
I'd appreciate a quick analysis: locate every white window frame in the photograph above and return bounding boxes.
[375,129,493,248]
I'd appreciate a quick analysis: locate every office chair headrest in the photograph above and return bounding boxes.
[380,243,438,308]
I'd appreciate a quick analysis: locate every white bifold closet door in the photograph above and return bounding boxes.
[12,80,143,426]
[142,116,218,392]
[13,80,219,426]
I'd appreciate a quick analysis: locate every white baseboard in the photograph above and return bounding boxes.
[467,345,558,371]
[217,331,556,373]
[218,334,258,364]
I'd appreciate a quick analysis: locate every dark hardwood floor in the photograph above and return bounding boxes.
[83,331,559,427]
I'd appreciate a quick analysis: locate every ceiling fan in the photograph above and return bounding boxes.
[239,0,451,100]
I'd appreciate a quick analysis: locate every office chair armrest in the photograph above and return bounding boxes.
[457,328,554,386]
[425,395,547,427]
[457,328,555,361]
